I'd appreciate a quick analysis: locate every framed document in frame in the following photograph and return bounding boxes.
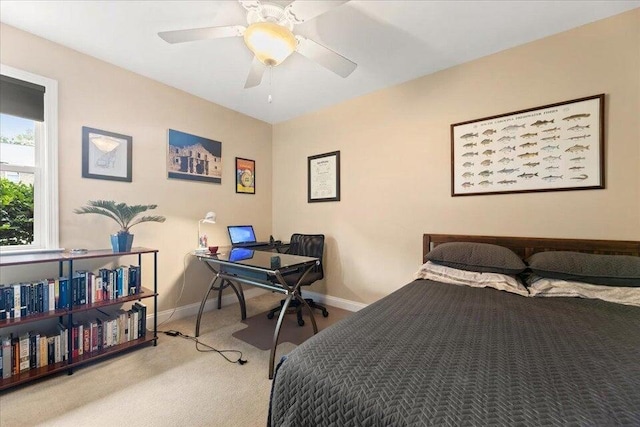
[308,151,340,203]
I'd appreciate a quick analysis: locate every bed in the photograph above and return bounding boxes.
[269,234,640,426]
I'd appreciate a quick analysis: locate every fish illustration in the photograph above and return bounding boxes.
[480,139,493,145]
[462,152,478,157]
[563,113,591,121]
[498,136,516,142]
[569,166,585,171]
[571,174,589,180]
[502,124,525,132]
[498,168,519,174]
[481,159,493,166]
[541,135,560,141]
[520,133,538,139]
[541,144,560,151]
[478,170,493,177]
[462,172,474,178]
[498,157,513,164]
[545,165,560,170]
[543,155,561,162]
[462,142,477,148]
[519,142,538,149]
[542,175,563,181]
[518,152,538,159]
[568,124,590,131]
[570,157,586,162]
[498,180,517,185]
[523,162,540,168]
[518,172,538,179]
[478,180,493,186]
[565,144,590,153]
[542,127,561,133]
[483,149,495,156]
[463,162,474,167]
[462,182,474,188]
[461,132,479,139]
[499,146,516,153]
[531,119,554,127]
[482,129,497,136]
[567,134,591,140]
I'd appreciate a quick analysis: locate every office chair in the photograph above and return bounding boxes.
[266,233,329,326]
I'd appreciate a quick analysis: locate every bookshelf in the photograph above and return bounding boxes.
[0,247,158,390]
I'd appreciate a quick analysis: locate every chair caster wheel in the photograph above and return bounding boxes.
[298,319,305,326]
[322,310,329,318]
[267,312,275,319]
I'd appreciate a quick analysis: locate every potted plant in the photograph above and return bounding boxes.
[74,200,166,252]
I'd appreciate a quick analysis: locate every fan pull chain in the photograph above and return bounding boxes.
[268,65,273,104]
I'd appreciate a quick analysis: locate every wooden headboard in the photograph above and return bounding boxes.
[423,234,640,262]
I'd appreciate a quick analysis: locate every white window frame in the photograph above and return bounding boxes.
[0,64,59,254]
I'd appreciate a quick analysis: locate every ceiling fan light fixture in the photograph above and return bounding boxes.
[243,22,296,66]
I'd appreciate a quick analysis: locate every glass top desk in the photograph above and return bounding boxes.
[195,247,320,379]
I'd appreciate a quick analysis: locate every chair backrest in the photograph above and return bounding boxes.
[287,233,324,281]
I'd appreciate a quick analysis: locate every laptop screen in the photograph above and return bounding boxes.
[227,225,257,244]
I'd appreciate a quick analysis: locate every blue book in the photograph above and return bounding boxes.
[59,277,69,309]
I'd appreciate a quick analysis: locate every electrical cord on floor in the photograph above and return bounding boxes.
[159,329,247,365]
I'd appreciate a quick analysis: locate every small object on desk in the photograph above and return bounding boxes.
[208,246,219,254]
[70,248,88,254]
[270,256,281,269]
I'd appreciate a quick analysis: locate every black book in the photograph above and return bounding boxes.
[37,282,44,313]
[29,334,37,369]
[4,287,14,319]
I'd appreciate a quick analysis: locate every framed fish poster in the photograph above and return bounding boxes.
[451,94,604,196]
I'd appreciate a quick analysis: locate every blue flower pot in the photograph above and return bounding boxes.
[110,233,134,252]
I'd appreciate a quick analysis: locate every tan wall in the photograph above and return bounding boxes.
[0,23,273,312]
[273,9,640,304]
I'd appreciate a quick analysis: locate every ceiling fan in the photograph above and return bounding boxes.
[158,0,357,89]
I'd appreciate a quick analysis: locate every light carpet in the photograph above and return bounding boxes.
[0,293,351,427]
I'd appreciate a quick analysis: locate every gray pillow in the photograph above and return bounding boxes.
[426,242,526,275]
[526,251,640,287]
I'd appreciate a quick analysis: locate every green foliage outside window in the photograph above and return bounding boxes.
[0,177,34,246]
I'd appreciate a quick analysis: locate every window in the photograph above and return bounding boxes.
[0,64,58,253]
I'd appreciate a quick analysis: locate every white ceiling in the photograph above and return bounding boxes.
[1,1,638,124]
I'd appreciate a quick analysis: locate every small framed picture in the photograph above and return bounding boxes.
[308,151,340,203]
[236,157,255,194]
[82,126,132,182]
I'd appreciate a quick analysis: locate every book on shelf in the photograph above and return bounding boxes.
[2,337,10,379]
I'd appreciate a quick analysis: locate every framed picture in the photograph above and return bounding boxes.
[236,157,255,194]
[167,129,222,184]
[451,94,604,196]
[308,151,340,203]
[82,126,132,182]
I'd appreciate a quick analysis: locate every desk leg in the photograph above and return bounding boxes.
[226,279,247,320]
[195,277,218,337]
[269,293,293,379]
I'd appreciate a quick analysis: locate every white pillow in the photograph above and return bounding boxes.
[528,276,640,307]
[414,261,529,297]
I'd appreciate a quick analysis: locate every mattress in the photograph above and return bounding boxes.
[270,280,640,426]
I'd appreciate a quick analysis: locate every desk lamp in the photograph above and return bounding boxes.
[196,211,216,252]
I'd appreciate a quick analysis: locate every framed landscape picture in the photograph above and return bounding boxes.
[236,157,255,194]
[167,129,222,184]
[451,94,604,196]
[82,126,132,182]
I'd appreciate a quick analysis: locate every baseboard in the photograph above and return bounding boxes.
[152,288,367,325]
[154,287,268,325]
[301,290,367,312]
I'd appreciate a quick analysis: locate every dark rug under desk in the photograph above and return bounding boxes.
[232,305,352,350]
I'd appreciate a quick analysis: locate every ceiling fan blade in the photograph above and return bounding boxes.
[158,25,245,44]
[296,36,357,78]
[245,57,266,89]
[285,0,349,24]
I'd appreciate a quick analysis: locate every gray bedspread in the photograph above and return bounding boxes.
[270,280,640,426]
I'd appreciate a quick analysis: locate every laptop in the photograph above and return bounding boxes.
[227,225,270,247]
